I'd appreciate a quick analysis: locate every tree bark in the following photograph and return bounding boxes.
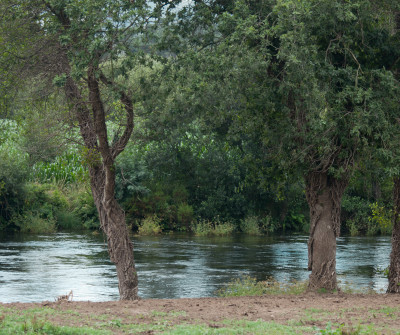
[387,177,400,293]
[305,171,348,291]
[90,166,138,299]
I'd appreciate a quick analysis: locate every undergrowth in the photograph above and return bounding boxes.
[138,215,163,235]
[192,219,235,236]
[217,275,308,297]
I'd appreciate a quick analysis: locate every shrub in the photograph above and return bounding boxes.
[346,219,360,236]
[17,183,66,232]
[69,186,99,230]
[240,216,262,235]
[191,220,212,236]
[14,212,57,234]
[0,125,29,229]
[368,202,393,235]
[261,215,280,234]
[20,182,98,231]
[138,215,162,235]
[341,195,372,235]
[192,218,236,236]
[214,221,235,235]
[56,209,81,230]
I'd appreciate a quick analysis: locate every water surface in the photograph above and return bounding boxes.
[0,232,390,302]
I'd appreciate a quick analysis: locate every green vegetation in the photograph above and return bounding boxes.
[0,306,314,335]
[0,301,398,335]
[167,321,313,335]
[217,276,308,297]
[192,219,236,236]
[138,215,163,235]
[0,100,395,236]
[31,150,87,185]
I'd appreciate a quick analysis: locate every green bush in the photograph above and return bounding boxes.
[368,202,393,235]
[138,215,162,235]
[240,216,262,235]
[122,182,195,231]
[191,220,212,236]
[240,215,282,235]
[0,122,29,229]
[192,218,236,236]
[15,182,98,232]
[68,186,99,230]
[14,212,57,234]
[346,219,360,236]
[341,195,372,235]
[24,183,68,213]
[55,209,81,230]
[214,221,235,235]
[15,183,66,232]
[261,215,280,234]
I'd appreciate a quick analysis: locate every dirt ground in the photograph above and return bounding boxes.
[2,293,400,333]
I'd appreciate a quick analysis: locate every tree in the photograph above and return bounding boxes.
[385,7,400,293]
[257,0,398,290]
[165,0,398,290]
[0,0,178,300]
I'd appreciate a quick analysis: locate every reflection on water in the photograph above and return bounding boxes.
[0,232,391,302]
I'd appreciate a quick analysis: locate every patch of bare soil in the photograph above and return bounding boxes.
[3,293,400,332]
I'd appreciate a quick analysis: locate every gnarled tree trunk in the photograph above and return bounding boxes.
[305,171,348,291]
[387,177,400,293]
[90,167,138,299]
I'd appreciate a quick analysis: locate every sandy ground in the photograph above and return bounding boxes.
[2,293,400,333]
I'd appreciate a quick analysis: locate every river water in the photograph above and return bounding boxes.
[0,232,391,302]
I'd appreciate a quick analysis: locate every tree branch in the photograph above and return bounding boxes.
[99,72,134,160]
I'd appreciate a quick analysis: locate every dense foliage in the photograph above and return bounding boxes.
[0,0,398,238]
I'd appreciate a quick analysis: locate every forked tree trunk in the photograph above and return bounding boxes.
[387,177,400,293]
[61,59,139,300]
[305,171,348,291]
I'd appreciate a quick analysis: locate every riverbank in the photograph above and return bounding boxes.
[1,293,400,334]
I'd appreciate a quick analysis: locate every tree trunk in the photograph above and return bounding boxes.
[90,167,138,299]
[305,171,348,291]
[387,10,400,294]
[387,177,400,293]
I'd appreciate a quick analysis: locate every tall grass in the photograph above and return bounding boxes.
[31,150,87,185]
[217,276,308,297]
[192,219,235,236]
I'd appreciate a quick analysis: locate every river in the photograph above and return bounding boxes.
[0,232,390,302]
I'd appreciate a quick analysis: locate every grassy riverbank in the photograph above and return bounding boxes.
[1,293,400,334]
